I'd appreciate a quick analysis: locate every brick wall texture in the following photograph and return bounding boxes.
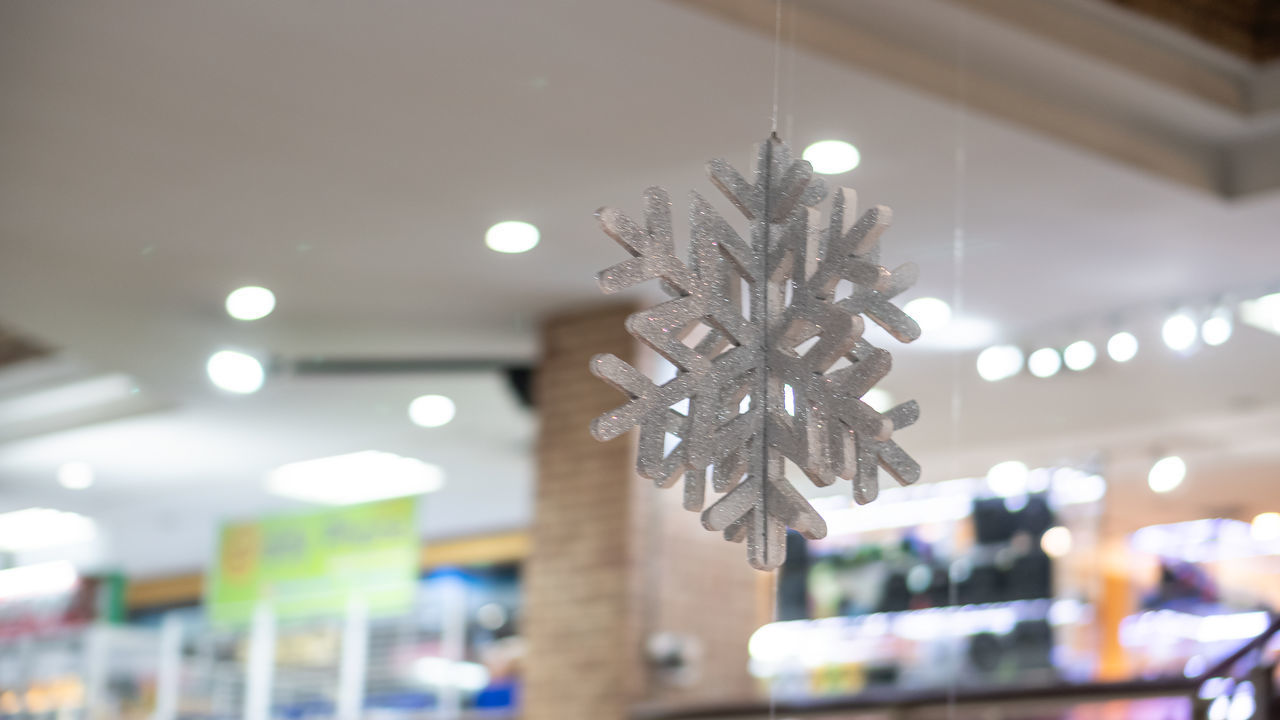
[523,304,763,720]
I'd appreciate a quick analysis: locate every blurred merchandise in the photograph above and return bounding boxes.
[759,467,1104,698]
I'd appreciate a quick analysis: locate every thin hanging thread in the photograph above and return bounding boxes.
[768,5,783,720]
[946,8,970,720]
[762,0,784,571]
[783,0,797,141]
[770,0,783,134]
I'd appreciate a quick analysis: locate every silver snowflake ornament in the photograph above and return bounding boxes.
[590,136,921,570]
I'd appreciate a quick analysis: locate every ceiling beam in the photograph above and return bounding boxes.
[673,0,1280,198]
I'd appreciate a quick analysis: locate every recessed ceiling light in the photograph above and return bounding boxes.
[1148,455,1186,493]
[802,140,861,174]
[1107,331,1138,363]
[225,286,276,321]
[902,297,951,333]
[0,373,139,426]
[987,460,1029,498]
[266,450,445,505]
[409,394,456,428]
[0,508,95,551]
[485,221,540,254]
[863,388,893,413]
[1027,348,1062,378]
[976,345,1023,382]
[207,350,265,394]
[1162,313,1197,351]
[57,461,93,490]
[1201,308,1233,346]
[1063,340,1097,371]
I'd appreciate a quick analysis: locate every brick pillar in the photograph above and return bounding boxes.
[524,304,762,720]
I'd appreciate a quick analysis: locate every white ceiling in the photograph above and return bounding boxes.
[1,0,1279,576]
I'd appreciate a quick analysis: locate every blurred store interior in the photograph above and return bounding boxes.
[2,0,1280,718]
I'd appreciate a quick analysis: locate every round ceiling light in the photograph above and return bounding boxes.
[987,460,1029,498]
[1201,308,1233,346]
[1107,331,1138,363]
[207,350,265,394]
[225,286,276,321]
[1027,348,1062,378]
[485,221,540,254]
[802,140,861,174]
[903,297,952,333]
[1063,340,1097,371]
[1147,455,1186,493]
[976,345,1024,382]
[1162,313,1197,351]
[409,394,456,428]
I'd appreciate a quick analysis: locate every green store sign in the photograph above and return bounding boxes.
[207,497,419,625]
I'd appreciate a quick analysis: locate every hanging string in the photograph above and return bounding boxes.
[770,0,783,134]
[946,7,970,720]
[783,0,797,142]
[768,6,783,720]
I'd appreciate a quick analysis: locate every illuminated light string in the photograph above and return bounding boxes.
[973,290,1280,382]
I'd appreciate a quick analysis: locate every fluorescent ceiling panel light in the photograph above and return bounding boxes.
[1240,293,1280,335]
[0,373,138,425]
[0,561,78,601]
[0,508,96,551]
[267,450,445,505]
[57,461,94,490]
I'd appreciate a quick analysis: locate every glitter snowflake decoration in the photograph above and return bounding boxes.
[590,136,921,570]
